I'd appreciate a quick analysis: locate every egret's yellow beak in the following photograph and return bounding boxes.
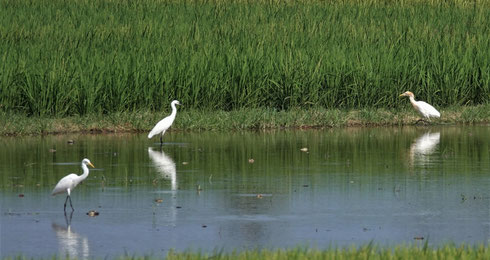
[88,162,95,168]
[399,93,405,97]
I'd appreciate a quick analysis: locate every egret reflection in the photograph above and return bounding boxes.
[409,131,441,167]
[148,147,177,190]
[51,212,89,259]
[148,147,179,227]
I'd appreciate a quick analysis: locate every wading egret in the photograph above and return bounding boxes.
[148,100,181,144]
[400,91,440,122]
[52,158,95,212]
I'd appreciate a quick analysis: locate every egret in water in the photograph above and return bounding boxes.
[400,91,440,123]
[148,100,181,144]
[52,158,95,212]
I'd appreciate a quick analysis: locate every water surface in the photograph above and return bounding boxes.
[1,126,489,258]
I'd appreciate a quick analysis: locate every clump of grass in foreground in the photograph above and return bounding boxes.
[164,245,489,260]
[4,244,489,260]
[0,105,488,136]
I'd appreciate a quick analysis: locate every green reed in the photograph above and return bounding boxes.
[0,0,489,116]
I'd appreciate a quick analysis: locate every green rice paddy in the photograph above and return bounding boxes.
[1,3,488,257]
[1,0,489,117]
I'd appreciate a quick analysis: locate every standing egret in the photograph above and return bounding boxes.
[148,100,181,144]
[400,91,440,123]
[52,158,95,212]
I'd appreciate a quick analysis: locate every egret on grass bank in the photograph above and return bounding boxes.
[52,158,95,212]
[148,100,181,144]
[400,91,440,123]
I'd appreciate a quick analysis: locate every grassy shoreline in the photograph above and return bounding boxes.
[1,105,488,136]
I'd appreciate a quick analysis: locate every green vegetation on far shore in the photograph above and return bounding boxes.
[1,0,488,136]
[1,105,488,136]
[1,0,489,117]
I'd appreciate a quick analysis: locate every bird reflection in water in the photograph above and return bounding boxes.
[409,131,441,168]
[148,147,179,227]
[51,211,89,259]
[148,147,177,191]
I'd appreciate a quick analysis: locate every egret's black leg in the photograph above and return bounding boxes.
[415,119,429,125]
[160,135,164,150]
[64,196,70,212]
[68,196,74,211]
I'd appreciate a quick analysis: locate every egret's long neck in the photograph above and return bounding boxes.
[76,163,90,184]
[408,95,418,107]
[170,103,178,119]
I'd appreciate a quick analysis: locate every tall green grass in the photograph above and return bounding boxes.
[0,0,489,116]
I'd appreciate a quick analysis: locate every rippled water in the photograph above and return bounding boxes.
[1,126,489,258]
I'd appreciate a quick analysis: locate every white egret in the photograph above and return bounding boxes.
[400,91,440,123]
[52,158,95,212]
[148,100,181,144]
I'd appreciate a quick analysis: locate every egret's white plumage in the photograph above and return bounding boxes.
[400,91,440,120]
[52,158,95,211]
[148,100,181,143]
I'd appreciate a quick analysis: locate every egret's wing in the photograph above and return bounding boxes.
[418,101,440,118]
[51,174,77,196]
[148,116,173,138]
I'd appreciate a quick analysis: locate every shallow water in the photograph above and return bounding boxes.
[1,126,489,258]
